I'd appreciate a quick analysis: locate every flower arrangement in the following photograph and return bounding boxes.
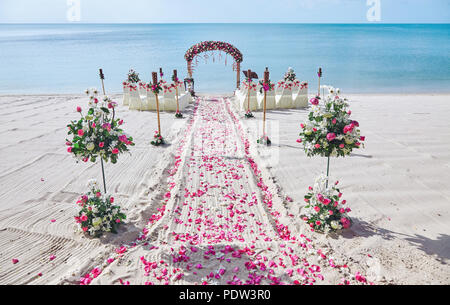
[242,80,257,91]
[258,80,275,94]
[175,111,183,118]
[257,134,271,146]
[75,179,126,237]
[151,131,164,146]
[184,41,243,63]
[302,175,351,233]
[284,67,296,82]
[66,88,135,164]
[297,86,365,158]
[127,69,140,83]
[163,84,175,93]
[149,82,163,95]
[244,109,254,118]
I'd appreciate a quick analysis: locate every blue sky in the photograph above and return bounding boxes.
[0,0,449,23]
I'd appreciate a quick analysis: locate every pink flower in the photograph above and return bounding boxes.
[332,118,337,124]
[329,210,333,215]
[12,258,19,264]
[314,144,320,149]
[49,255,56,261]
[77,106,82,112]
[78,129,84,136]
[82,227,88,232]
[99,142,104,148]
[67,147,72,153]
[326,133,336,141]
[80,215,88,222]
[296,139,302,143]
[360,136,365,141]
[314,206,320,212]
[310,97,319,105]
[112,148,119,154]
[119,120,123,125]
[339,144,345,148]
[96,192,101,197]
[115,219,121,223]
[340,217,351,229]
[110,197,114,203]
[315,220,321,226]
[300,123,305,129]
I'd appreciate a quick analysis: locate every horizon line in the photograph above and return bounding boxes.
[1,22,449,25]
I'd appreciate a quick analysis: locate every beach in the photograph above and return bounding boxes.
[0,92,449,285]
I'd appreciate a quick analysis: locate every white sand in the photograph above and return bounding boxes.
[0,93,448,284]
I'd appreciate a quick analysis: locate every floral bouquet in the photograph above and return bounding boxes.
[149,82,163,95]
[297,86,365,158]
[258,80,275,94]
[151,131,164,146]
[75,179,126,237]
[175,110,183,118]
[66,89,134,165]
[257,134,271,146]
[127,69,140,83]
[302,175,351,233]
[244,109,254,118]
[284,67,296,82]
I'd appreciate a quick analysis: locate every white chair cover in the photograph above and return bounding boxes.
[258,89,277,110]
[137,81,146,97]
[240,82,258,112]
[293,81,308,108]
[128,84,142,110]
[275,80,285,95]
[122,82,130,106]
[162,84,177,112]
[276,81,294,109]
[143,87,159,111]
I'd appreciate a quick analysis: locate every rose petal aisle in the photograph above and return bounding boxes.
[82,97,371,285]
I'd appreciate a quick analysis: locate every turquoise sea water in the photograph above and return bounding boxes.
[0,23,449,94]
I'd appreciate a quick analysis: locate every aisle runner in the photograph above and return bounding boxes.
[83,97,368,285]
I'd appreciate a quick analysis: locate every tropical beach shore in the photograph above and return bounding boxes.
[0,93,449,284]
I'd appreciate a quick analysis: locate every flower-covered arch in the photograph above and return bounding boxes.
[184,41,243,89]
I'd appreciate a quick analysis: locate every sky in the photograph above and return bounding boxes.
[0,0,449,23]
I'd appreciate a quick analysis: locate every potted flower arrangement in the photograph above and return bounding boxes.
[284,67,296,82]
[127,69,140,84]
[75,179,126,237]
[257,134,271,146]
[151,130,164,146]
[66,88,135,191]
[297,86,365,182]
[302,175,351,233]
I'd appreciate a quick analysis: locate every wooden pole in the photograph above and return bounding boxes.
[188,61,192,78]
[174,69,179,113]
[318,67,322,96]
[98,68,107,194]
[263,67,269,136]
[152,72,161,135]
[236,62,240,89]
[247,69,251,112]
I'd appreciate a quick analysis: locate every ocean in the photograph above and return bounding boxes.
[0,23,449,94]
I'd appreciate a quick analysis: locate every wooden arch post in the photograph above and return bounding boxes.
[187,61,193,78]
[236,62,240,89]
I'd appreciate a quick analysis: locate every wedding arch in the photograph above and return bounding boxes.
[184,41,243,89]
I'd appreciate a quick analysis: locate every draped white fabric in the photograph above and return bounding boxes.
[122,82,130,106]
[276,82,293,109]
